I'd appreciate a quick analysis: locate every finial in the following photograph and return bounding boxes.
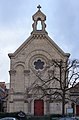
[37,5,41,11]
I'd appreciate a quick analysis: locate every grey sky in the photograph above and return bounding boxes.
[0,0,79,83]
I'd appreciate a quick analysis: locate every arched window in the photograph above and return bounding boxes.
[37,20,42,30]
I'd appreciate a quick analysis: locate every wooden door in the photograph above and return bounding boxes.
[76,105,79,115]
[34,99,44,116]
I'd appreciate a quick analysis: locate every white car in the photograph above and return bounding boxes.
[0,117,18,120]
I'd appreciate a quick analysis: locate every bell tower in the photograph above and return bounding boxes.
[32,5,47,34]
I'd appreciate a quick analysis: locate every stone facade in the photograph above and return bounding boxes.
[7,6,70,115]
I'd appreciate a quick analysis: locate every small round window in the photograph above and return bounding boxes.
[34,59,45,70]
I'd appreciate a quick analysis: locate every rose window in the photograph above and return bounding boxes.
[34,59,45,70]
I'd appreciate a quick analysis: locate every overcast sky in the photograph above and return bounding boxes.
[0,0,79,83]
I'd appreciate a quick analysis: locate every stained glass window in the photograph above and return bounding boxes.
[34,59,44,70]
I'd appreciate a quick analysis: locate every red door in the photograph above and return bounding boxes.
[76,105,79,115]
[34,99,44,116]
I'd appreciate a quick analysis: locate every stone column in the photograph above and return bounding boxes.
[24,101,28,114]
[9,70,16,90]
[9,101,14,112]
[46,100,50,114]
[24,70,30,89]
[9,70,16,112]
[27,98,32,114]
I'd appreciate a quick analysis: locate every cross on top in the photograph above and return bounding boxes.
[37,5,41,10]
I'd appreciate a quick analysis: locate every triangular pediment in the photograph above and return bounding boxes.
[8,33,70,59]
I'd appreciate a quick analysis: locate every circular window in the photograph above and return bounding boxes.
[29,55,47,72]
[34,59,45,70]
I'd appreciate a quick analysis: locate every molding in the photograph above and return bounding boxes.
[9,101,13,103]
[9,70,16,75]
[14,92,24,95]
[13,99,25,101]
[24,70,30,76]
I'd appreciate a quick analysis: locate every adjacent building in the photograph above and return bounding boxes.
[0,82,8,112]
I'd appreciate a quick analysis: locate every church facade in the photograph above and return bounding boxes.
[7,6,70,115]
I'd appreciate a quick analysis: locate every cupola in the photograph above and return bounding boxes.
[32,5,47,34]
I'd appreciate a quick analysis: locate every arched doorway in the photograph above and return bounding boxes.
[34,99,44,116]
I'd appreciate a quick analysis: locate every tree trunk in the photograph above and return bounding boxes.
[62,91,65,116]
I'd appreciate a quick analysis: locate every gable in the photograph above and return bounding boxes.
[8,33,70,61]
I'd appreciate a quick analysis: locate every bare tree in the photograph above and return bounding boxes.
[40,59,79,116]
[26,59,79,116]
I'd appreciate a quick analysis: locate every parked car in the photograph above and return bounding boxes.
[0,117,18,120]
[59,117,78,120]
[71,117,79,120]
